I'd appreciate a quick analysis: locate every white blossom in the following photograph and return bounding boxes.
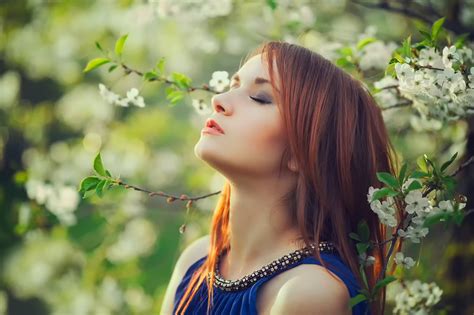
[374,44,474,123]
[394,252,416,269]
[358,252,375,267]
[397,225,429,243]
[125,88,146,108]
[418,47,443,68]
[2,231,85,298]
[359,41,398,71]
[192,98,212,115]
[106,218,158,262]
[374,76,398,90]
[25,179,79,226]
[395,63,415,82]
[442,45,460,68]
[457,46,473,63]
[393,280,443,314]
[98,84,145,108]
[404,190,430,215]
[124,287,153,313]
[209,70,230,92]
[366,186,380,204]
[153,0,232,20]
[370,199,398,227]
[468,67,474,87]
[98,83,121,105]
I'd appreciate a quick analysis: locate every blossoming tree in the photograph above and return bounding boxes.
[1,0,474,314]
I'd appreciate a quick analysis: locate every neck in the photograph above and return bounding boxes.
[222,177,305,279]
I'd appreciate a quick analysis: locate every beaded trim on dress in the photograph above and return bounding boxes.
[208,241,336,292]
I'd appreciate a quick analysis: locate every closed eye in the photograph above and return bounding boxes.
[249,96,272,105]
[227,83,272,105]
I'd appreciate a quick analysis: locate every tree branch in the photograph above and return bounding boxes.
[350,0,474,40]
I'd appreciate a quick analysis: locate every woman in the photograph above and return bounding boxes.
[161,41,398,315]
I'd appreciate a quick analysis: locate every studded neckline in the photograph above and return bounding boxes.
[208,241,336,292]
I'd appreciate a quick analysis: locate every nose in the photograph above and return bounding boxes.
[211,93,232,115]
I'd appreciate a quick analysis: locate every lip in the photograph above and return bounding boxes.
[203,118,225,135]
[201,126,225,135]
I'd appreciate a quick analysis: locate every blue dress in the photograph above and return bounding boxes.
[173,251,371,315]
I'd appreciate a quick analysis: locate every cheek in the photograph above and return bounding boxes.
[237,113,286,162]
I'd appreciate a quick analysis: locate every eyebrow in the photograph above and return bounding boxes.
[230,73,279,93]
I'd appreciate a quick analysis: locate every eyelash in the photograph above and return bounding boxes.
[249,96,271,104]
[227,84,272,105]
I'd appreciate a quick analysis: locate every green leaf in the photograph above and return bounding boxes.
[410,170,430,178]
[454,33,469,49]
[83,58,110,73]
[336,57,355,69]
[356,37,377,50]
[357,220,370,242]
[424,155,438,176]
[349,293,368,308]
[385,63,396,78]
[95,41,103,52]
[349,232,361,241]
[356,242,370,255]
[453,211,464,225]
[171,72,192,90]
[418,29,432,41]
[95,179,106,198]
[442,176,457,195]
[416,155,429,173]
[431,17,445,41]
[406,180,423,191]
[104,180,114,190]
[108,64,118,73]
[339,47,353,57]
[156,57,166,74]
[376,172,399,188]
[266,0,277,10]
[423,212,449,227]
[374,276,397,293]
[144,71,158,81]
[440,152,458,173]
[401,35,412,58]
[115,34,128,57]
[93,153,107,177]
[414,40,431,50]
[398,162,408,185]
[166,90,184,105]
[105,170,112,177]
[393,52,405,63]
[371,187,399,202]
[78,176,101,198]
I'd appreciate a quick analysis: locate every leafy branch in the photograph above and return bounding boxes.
[78,153,222,205]
[348,151,474,309]
[83,34,221,106]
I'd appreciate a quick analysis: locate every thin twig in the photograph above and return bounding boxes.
[120,63,218,94]
[113,178,222,202]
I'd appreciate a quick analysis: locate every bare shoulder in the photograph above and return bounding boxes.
[176,234,211,271]
[269,264,352,315]
[160,234,210,315]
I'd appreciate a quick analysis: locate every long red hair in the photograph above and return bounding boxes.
[175,40,401,315]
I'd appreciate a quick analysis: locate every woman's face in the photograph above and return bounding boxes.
[194,54,292,179]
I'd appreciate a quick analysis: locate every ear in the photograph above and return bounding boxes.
[287,158,299,173]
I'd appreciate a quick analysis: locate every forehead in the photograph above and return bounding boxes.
[237,54,268,78]
[233,54,280,91]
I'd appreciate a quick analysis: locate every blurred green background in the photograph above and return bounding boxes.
[0,0,473,314]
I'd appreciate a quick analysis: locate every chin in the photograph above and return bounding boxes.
[194,140,218,162]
